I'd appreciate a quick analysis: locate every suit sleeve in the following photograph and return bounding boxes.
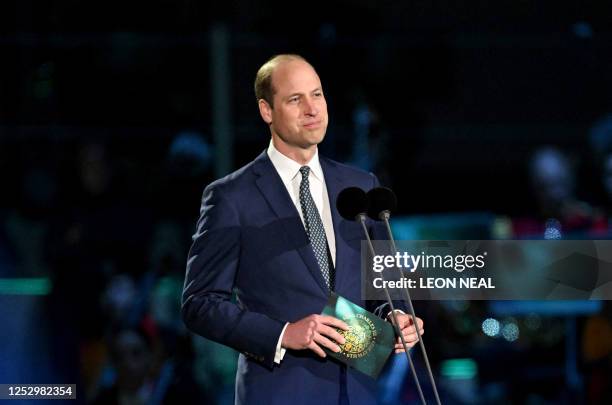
[181,183,285,368]
[366,173,410,317]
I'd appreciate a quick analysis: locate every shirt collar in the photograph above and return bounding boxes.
[267,139,324,183]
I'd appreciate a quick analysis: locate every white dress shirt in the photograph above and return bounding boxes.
[267,140,336,363]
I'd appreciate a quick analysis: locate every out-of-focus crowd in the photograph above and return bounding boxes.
[2,112,612,403]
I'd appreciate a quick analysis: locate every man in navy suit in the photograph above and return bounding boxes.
[182,54,424,405]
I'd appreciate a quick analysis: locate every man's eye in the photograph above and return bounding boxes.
[289,97,299,103]
[314,92,322,97]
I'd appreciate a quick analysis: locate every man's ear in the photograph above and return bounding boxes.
[258,99,272,125]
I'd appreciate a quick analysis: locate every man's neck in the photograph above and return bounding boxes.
[271,136,317,165]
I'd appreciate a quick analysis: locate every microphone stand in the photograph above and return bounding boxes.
[379,210,442,405]
[357,213,427,405]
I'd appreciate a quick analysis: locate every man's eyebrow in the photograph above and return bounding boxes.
[285,88,322,99]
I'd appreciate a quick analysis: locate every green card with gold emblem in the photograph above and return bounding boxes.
[321,293,395,379]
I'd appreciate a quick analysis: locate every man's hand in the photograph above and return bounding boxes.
[282,314,349,358]
[388,313,424,353]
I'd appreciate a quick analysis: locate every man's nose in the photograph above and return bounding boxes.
[303,97,318,116]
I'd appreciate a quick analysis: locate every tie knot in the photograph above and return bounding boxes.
[299,166,311,179]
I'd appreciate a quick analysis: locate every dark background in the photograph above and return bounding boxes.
[1,1,611,404]
[3,1,612,214]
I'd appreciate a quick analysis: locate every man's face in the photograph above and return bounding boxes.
[261,60,328,150]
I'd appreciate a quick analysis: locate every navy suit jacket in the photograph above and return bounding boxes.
[182,151,395,405]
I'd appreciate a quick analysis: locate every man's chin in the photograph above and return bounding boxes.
[303,130,326,145]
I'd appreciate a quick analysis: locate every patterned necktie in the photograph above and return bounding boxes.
[299,166,334,290]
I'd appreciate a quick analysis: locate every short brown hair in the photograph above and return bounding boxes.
[254,54,308,108]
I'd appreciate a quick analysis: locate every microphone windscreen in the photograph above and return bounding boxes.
[336,187,368,221]
[367,187,397,220]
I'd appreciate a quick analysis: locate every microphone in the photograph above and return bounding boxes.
[367,186,397,221]
[336,187,369,221]
[366,187,442,405]
[336,187,426,405]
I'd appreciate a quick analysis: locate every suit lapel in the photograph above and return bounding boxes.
[252,152,329,295]
[320,157,351,292]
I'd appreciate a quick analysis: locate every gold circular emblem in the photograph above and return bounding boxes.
[338,314,377,358]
